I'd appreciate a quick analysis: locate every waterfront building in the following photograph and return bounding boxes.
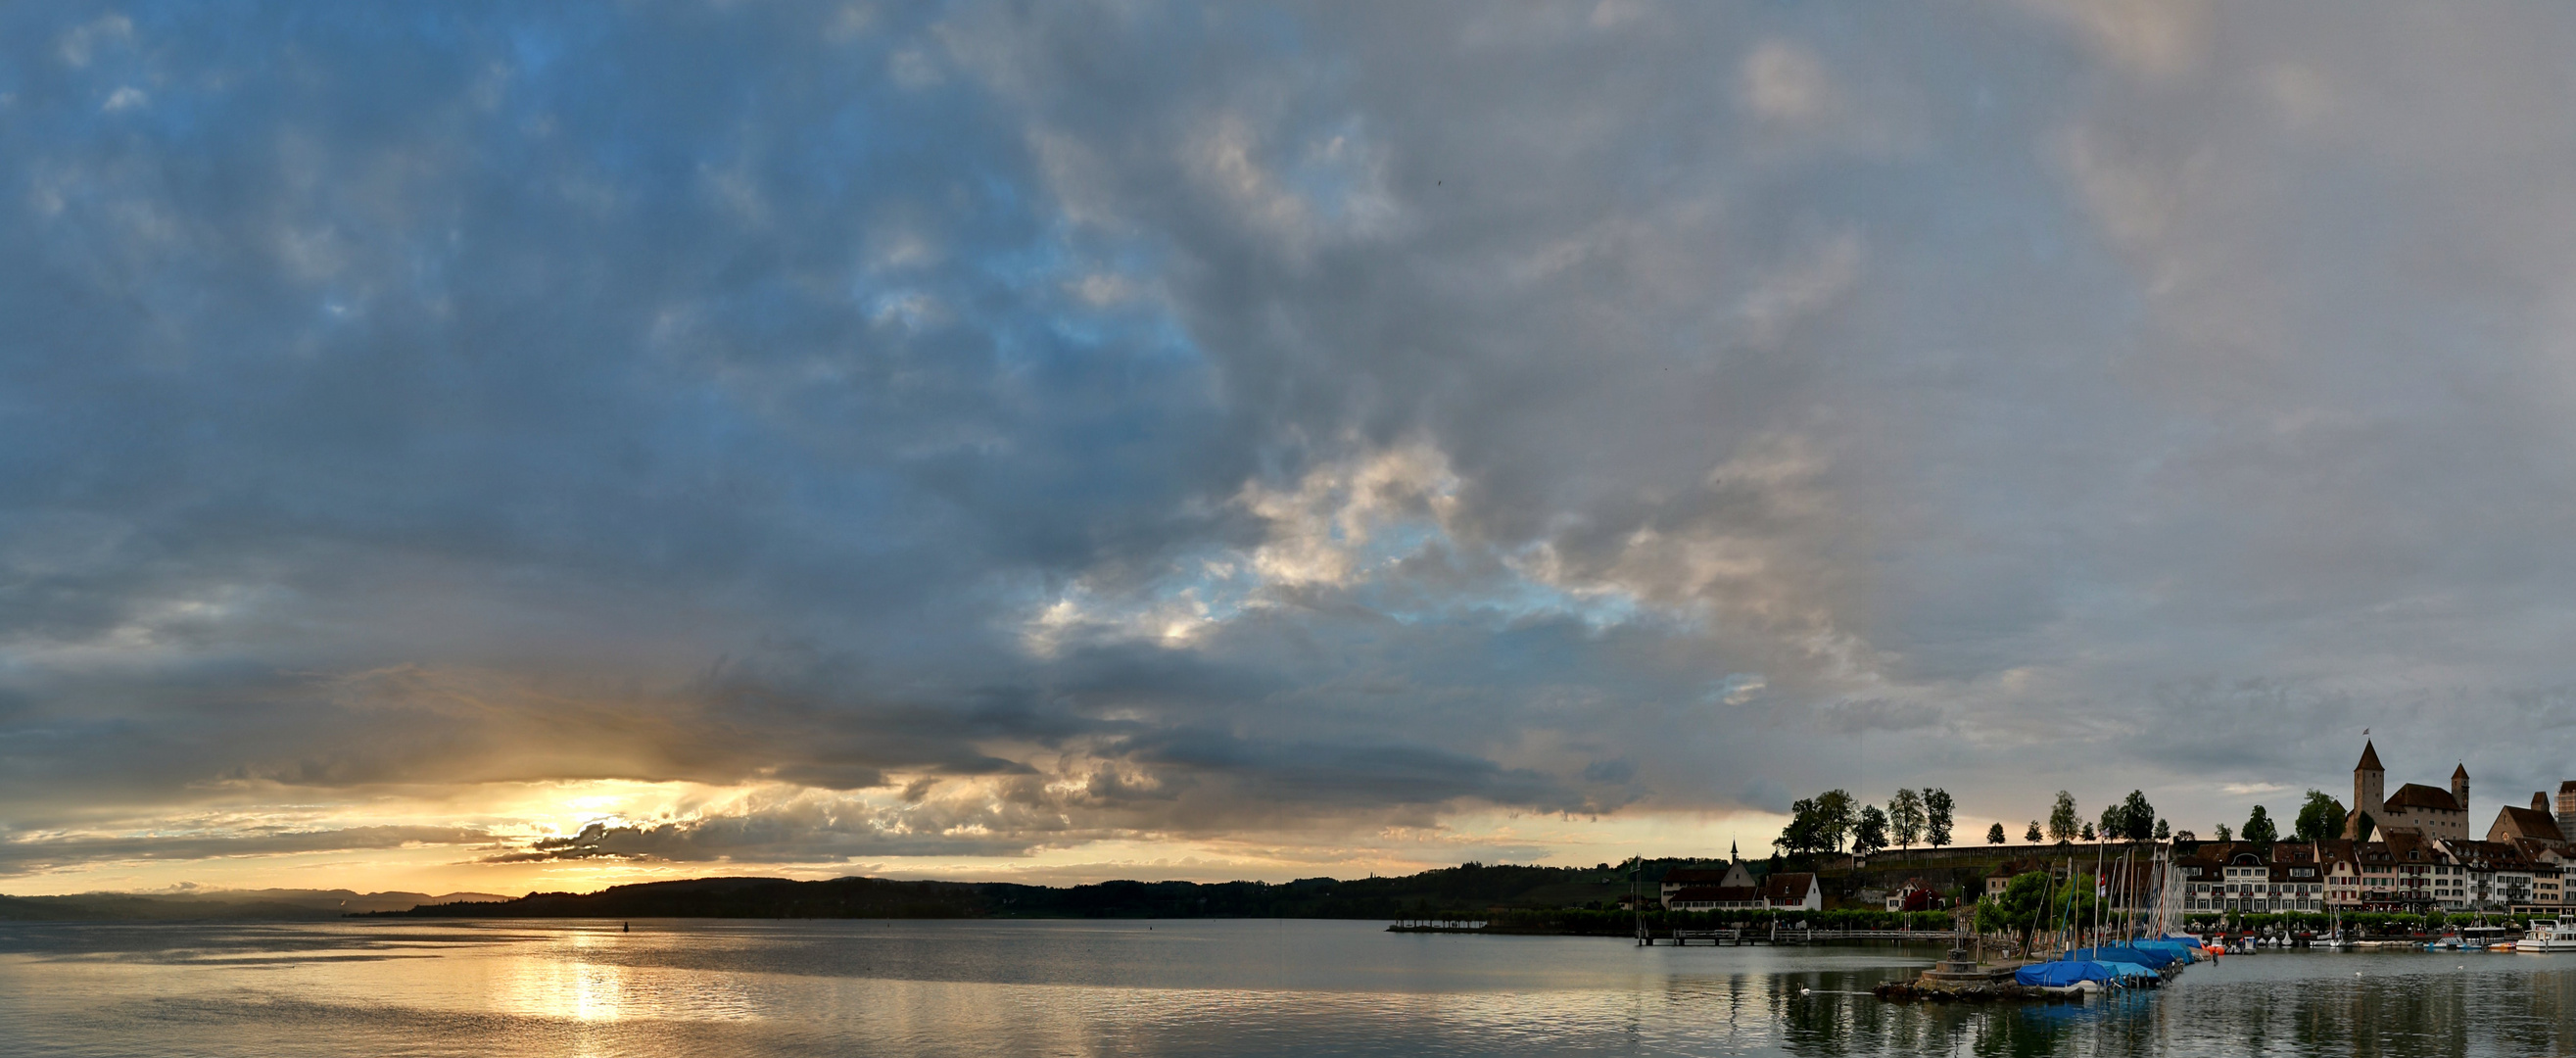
[1659,856,1757,911]
[2176,842,2328,913]
[2483,791,2575,911]
[2437,839,2540,911]
[1663,885,1762,911]
[2342,833,2446,912]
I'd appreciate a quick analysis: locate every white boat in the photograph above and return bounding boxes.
[2520,919,2576,952]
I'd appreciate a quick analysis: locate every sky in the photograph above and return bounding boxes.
[8,0,2576,896]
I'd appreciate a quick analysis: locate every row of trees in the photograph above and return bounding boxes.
[2214,789,2365,847]
[2003,788,2366,849]
[2003,790,2171,844]
[1779,785,2378,858]
[1774,788,1956,856]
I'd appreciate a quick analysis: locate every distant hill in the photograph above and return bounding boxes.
[0,888,508,922]
[3,858,1769,922]
[382,861,1683,920]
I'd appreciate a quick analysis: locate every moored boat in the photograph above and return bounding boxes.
[2520,919,2576,952]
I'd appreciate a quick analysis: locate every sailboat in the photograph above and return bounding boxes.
[2316,911,2352,951]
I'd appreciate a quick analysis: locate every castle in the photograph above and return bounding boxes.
[2343,739,2470,841]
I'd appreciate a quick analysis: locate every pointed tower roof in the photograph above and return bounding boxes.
[2454,762,2470,781]
[2357,741,2383,772]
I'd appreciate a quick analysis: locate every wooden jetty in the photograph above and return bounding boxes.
[1636,925,1970,946]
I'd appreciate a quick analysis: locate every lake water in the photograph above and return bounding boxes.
[2,919,2571,1056]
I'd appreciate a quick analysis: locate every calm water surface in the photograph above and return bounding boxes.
[1,919,2571,1057]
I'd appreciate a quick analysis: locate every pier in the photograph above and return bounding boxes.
[1634,925,1971,945]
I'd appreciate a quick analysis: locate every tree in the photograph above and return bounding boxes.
[1982,870,2101,950]
[2081,822,2096,842]
[2294,790,2346,843]
[2154,818,2171,841]
[2243,805,2279,848]
[1852,805,1889,855]
[1925,789,1956,847]
[1889,790,1926,850]
[1987,822,2008,844]
[2172,828,2196,842]
[2099,804,2124,842]
[2120,791,2155,842]
[2354,812,2376,843]
[2025,821,2043,842]
[2214,823,2233,842]
[1976,871,2054,951]
[1775,797,1822,855]
[1815,790,1857,853]
[2048,792,2081,843]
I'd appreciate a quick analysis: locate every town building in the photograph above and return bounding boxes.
[1883,878,1941,912]
[2176,842,2327,913]
[2438,839,2541,911]
[2561,781,2576,843]
[1763,872,1823,911]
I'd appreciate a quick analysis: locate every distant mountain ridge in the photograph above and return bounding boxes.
[3,859,1749,922]
[381,862,1643,920]
[0,888,509,921]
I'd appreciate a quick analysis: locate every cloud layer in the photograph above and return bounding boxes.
[8,1,2576,890]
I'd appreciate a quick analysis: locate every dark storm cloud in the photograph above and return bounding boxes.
[9,0,2576,876]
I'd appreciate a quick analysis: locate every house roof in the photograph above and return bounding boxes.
[2357,741,2384,772]
[1762,873,1817,902]
[2386,783,2462,812]
[2494,805,2561,842]
[2444,840,2536,870]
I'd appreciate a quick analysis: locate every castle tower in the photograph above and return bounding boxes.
[2349,741,2386,840]
[2453,763,2469,830]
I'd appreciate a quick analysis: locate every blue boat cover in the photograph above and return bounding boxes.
[2015,961,2119,987]
[2065,945,2176,970]
[2092,961,2160,982]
